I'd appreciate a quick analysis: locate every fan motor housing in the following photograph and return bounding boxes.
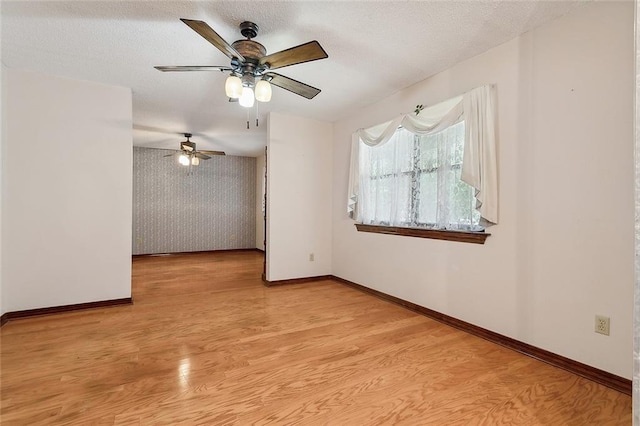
[181,141,196,152]
[231,39,266,62]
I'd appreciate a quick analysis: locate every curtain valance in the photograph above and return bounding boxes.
[348,85,498,225]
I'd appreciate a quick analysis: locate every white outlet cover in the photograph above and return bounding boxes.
[595,315,610,336]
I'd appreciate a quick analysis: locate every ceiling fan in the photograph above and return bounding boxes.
[164,133,225,167]
[155,19,328,106]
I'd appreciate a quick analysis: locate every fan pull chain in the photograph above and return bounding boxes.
[256,101,259,127]
[247,108,250,130]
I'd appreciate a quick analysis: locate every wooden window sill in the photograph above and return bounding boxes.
[355,224,490,244]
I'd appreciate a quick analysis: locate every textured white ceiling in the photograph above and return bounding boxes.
[2,1,585,156]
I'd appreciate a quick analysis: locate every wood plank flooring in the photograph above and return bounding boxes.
[1,251,632,424]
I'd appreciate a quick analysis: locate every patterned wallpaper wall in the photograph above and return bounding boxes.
[133,147,256,255]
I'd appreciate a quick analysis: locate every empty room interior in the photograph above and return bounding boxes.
[1,1,638,424]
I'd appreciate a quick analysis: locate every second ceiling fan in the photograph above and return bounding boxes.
[155,19,328,106]
[164,133,225,167]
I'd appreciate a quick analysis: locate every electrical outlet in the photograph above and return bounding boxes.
[595,315,610,336]
[309,253,314,261]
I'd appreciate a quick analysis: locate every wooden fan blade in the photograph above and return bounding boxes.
[154,65,232,72]
[181,19,245,61]
[199,150,226,156]
[195,153,212,160]
[259,41,327,70]
[265,72,321,99]
[163,152,180,157]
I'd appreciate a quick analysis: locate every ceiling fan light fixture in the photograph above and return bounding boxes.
[156,19,328,119]
[239,86,255,108]
[225,75,243,98]
[179,154,190,166]
[191,156,200,166]
[255,79,272,103]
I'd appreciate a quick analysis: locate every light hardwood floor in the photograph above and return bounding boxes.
[1,251,632,425]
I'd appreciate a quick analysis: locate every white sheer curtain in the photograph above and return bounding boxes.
[417,122,480,229]
[348,85,498,226]
[358,128,414,225]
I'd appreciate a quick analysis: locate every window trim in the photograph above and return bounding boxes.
[355,223,490,244]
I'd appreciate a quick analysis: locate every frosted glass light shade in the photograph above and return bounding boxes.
[179,154,190,166]
[239,86,255,108]
[225,75,242,98]
[255,80,272,102]
[191,156,200,166]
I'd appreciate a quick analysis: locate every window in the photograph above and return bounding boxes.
[359,121,481,231]
[348,85,498,240]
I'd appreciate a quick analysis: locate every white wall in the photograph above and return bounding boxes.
[256,152,265,251]
[634,0,640,419]
[267,112,332,281]
[0,1,5,316]
[332,1,634,378]
[0,65,4,316]
[3,68,132,311]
